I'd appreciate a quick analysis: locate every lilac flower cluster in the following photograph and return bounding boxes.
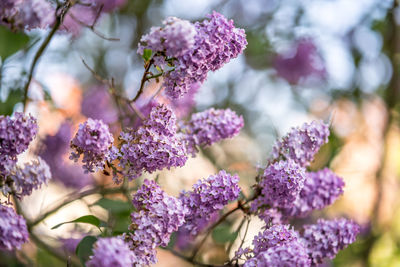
[0,112,37,175]
[274,39,326,84]
[8,157,51,198]
[283,168,345,218]
[251,160,306,212]
[40,122,93,189]
[139,11,247,98]
[183,108,244,155]
[119,104,187,180]
[302,218,360,264]
[238,225,310,267]
[0,0,53,31]
[125,179,188,265]
[70,118,114,173]
[87,237,134,267]
[179,170,240,236]
[0,204,29,251]
[138,17,196,59]
[271,120,330,167]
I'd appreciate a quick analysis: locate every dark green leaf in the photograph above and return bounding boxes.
[0,90,22,115]
[0,26,29,60]
[51,215,103,230]
[93,198,132,214]
[75,236,97,266]
[143,48,152,61]
[212,223,238,244]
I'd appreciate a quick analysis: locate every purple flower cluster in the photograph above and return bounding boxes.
[183,108,244,155]
[0,204,29,251]
[283,168,345,218]
[145,11,247,98]
[125,179,188,265]
[9,157,51,198]
[302,218,360,264]
[0,112,37,175]
[243,240,311,267]
[0,0,53,31]
[70,118,114,173]
[238,225,310,267]
[138,17,196,59]
[274,39,326,84]
[119,104,187,180]
[179,170,240,236]
[40,122,93,189]
[251,160,306,212]
[271,120,330,167]
[87,237,134,267]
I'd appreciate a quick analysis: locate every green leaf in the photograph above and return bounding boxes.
[93,198,132,215]
[51,215,103,231]
[75,236,97,266]
[0,89,23,115]
[212,223,238,244]
[143,48,152,61]
[0,26,29,60]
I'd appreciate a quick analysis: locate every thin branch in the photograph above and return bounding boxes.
[28,186,125,229]
[132,59,153,102]
[22,2,71,112]
[190,204,242,260]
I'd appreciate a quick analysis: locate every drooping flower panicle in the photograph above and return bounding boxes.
[251,160,306,213]
[0,204,29,251]
[70,118,114,173]
[271,120,330,167]
[86,237,134,267]
[125,179,188,265]
[179,170,240,236]
[283,168,345,218]
[119,104,187,180]
[139,11,247,99]
[302,218,360,264]
[0,112,37,175]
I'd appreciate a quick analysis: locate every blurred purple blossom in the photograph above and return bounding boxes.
[40,122,93,189]
[274,39,326,84]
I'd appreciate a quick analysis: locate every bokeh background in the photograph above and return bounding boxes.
[1,0,400,266]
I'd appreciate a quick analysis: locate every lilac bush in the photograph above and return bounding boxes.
[0,6,361,267]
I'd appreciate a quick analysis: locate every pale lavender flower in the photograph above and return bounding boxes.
[138,17,196,58]
[119,104,187,180]
[302,218,360,264]
[283,168,345,218]
[274,39,326,84]
[8,157,51,198]
[179,170,240,236]
[238,225,310,267]
[0,0,53,31]
[163,11,247,98]
[183,108,244,156]
[0,112,37,176]
[87,237,134,267]
[125,179,188,265]
[251,160,306,213]
[0,204,29,251]
[70,119,114,173]
[271,120,330,167]
[243,240,311,267]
